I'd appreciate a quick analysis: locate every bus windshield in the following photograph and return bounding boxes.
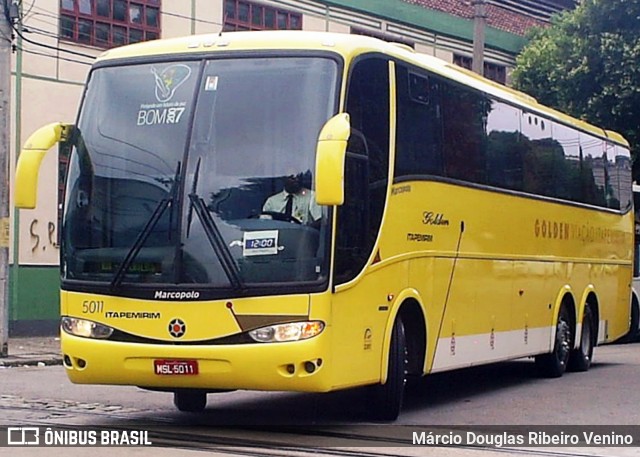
[61,56,338,292]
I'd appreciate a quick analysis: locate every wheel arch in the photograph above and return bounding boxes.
[551,286,577,346]
[576,286,600,348]
[379,289,428,382]
[622,287,640,342]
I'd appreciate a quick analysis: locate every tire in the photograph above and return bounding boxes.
[535,304,573,378]
[173,390,207,412]
[367,317,407,421]
[568,304,594,372]
[621,299,639,343]
[631,300,640,342]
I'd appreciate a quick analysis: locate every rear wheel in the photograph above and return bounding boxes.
[535,304,572,378]
[173,390,207,412]
[367,317,407,421]
[568,304,595,372]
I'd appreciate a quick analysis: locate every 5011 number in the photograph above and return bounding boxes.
[82,300,105,314]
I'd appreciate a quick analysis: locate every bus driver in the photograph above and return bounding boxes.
[262,173,322,226]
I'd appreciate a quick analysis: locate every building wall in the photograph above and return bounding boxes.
[8,0,541,334]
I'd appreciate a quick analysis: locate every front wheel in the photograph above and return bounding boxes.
[535,304,573,378]
[367,317,407,421]
[173,390,207,412]
[568,304,595,372]
[621,299,639,343]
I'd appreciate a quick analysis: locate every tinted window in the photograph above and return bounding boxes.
[552,122,582,202]
[391,68,631,213]
[579,132,608,207]
[485,101,523,191]
[441,82,487,184]
[335,57,390,284]
[614,145,633,211]
[394,65,443,177]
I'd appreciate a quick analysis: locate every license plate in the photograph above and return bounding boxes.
[154,359,199,375]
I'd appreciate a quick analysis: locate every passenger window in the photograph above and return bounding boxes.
[440,81,487,184]
[485,101,523,191]
[394,65,443,178]
[552,122,582,201]
[521,111,553,198]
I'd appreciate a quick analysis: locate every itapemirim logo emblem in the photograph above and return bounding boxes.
[151,64,192,103]
[168,318,186,338]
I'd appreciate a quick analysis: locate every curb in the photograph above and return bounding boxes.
[0,356,63,368]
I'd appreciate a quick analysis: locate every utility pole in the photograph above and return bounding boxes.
[472,0,487,76]
[0,0,12,357]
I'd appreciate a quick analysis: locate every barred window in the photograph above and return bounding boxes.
[223,0,302,32]
[60,0,160,48]
[453,54,506,85]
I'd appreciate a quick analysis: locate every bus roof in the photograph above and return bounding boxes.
[97,30,628,147]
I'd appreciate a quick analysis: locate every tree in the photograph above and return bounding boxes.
[512,0,640,180]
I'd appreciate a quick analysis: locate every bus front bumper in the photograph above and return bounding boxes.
[61,333,333,392]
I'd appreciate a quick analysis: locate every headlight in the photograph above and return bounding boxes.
[248,321,325,343]
[61,317,114,339]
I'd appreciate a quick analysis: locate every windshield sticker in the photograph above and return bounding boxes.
[136,64,192,127]
[204,75,218,91]
[152,64,192,102]
[137,103,186,126]
[243,230,279,256]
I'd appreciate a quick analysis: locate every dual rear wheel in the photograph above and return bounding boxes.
[535,303,595,377]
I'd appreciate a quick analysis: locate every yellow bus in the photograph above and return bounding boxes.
[15,31,633,420]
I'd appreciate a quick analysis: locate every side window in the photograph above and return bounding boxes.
[602,142,632,211]
[394,65,443,178]
[335,57,390,285]
[440,81,487,184]
[579,133,608,207]
[552,122,582,202]
[613,145,632,211]
[485,100,523,191]
[521,112,553,198]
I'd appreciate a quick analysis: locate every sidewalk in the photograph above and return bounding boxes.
[0,336,63,368]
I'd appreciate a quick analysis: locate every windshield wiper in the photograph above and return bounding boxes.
[110,162,181,290]
[188,193,243,290]
[186,156,242,290]
[186,157,201,238]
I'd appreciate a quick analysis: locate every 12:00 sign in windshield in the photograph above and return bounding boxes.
[62,57,338,293]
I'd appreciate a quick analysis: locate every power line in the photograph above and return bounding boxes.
[18,45,93,65]
[10,20,96,59]
[162,9,223,27]
[8,1,96,61]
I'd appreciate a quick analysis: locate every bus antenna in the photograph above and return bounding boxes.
[219,13,228,37]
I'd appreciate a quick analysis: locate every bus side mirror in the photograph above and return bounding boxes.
[15,123,72,209]
[315,113,350,206]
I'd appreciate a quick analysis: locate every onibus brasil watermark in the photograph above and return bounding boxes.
[5,427,152,447]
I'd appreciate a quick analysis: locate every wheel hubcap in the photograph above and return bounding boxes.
[557,318,571,365]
